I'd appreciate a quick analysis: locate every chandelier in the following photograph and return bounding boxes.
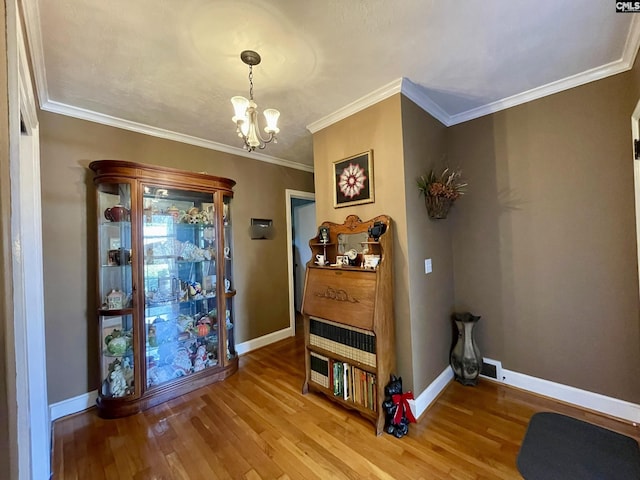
[231,50,280,151]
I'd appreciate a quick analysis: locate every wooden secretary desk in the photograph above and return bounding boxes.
[301,214,396,435]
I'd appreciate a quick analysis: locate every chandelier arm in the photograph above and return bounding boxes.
[256,132,276,149]
[235,122,276,150]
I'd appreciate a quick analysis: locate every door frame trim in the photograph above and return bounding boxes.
[632,99,640,301]
[8,2,49,477]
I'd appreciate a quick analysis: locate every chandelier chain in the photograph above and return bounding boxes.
[248,65,254,100]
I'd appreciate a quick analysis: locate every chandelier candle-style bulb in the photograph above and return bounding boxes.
[230,50,280,151]
[263,108,280,134]
[231,96,249,124]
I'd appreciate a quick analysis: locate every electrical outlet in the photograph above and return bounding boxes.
[425,258,432,274]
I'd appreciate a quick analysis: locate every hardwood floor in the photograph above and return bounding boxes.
[52,326,640,479]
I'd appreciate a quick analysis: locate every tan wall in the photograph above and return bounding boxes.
[39,111,314,403]
[311,95,417,388]
[310,65,640,403]
[400,96,453,393]
[311,94,455,393]
[448,69,640,402]
[632,52,640,100]
[0,0,15,475]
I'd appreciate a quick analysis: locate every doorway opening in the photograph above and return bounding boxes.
[285,190,315,336]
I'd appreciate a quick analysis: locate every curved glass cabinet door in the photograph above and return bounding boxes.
[97,182,136,399]
[222,194,236,361]
[142,185,221,388]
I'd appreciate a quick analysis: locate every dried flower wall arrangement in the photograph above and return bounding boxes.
[417,168,467,219]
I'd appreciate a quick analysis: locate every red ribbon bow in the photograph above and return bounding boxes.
[392,392,416,424]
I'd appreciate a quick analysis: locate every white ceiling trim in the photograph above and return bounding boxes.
[22,3,640,168]
[41,99,314,172]
[623,13,640,68]
[400,78,451,126]
[308,16,640,131]
[448,57,635,125]
[18,16,38,131]
[21,0,48,109]
[305,77,453,132]
[306,78,403,133]
[446,15,640,125]
[309,54,640,132]
[307,57,633,131]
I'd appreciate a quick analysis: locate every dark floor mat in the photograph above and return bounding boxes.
[517,412,640,480]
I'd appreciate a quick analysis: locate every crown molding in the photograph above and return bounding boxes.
[306,78,403,133]
[309,18,640,130]
[445,17,640,126]
[447,58,638,126]
[17,9,37,130]
[304,77,452,130]
[21,0,48,109]
[40,100,313,172]
[308,53,638,131]
[24,2,640,161]
[622,12,640,68]
[400,78,452,126]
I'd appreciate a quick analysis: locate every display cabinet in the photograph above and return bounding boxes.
[301,214,395,435]
[90,160,238,418]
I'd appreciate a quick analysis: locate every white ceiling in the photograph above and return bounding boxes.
[24,1,640,171]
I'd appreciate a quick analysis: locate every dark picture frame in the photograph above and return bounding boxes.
[333,150,374,208]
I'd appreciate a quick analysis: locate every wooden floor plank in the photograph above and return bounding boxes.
[52,322,640,479]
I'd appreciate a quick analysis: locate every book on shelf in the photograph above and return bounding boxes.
[319,358,377,412]
[370,372,377,409]
[309,317,377,367]
[309,352,330,389]
[333,361,343,397]
[309,317,376,353]
[343,362,350,401]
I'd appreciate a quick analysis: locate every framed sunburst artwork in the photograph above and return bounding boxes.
[333,150,374,208]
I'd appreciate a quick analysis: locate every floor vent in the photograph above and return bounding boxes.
[480,358,503,382]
